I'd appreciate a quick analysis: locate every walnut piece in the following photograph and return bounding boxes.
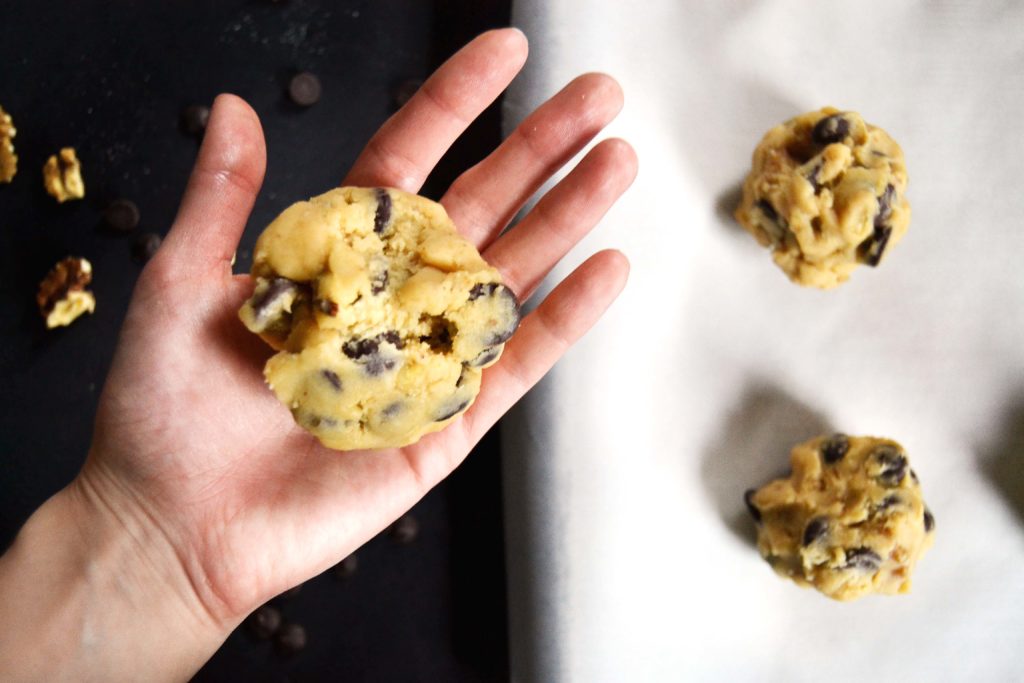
[0,105,16,183]
[37,257,96,328]
[42,147,85,202]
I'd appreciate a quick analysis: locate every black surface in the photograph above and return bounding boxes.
[0,1,510,680]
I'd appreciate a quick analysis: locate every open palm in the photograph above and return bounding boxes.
[79,29,636,627]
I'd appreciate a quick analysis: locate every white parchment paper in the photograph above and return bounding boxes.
[500,2,1024,681]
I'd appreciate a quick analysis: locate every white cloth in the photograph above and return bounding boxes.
[500,2,1024,681]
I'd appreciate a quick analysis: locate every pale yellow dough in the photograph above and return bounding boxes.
[746,434,934,601]
[239,187,520,450]
[735,107,910,288]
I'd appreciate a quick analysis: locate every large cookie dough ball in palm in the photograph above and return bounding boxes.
[239,187,520,450]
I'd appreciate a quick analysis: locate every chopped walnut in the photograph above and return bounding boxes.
[0,105,16,183]
[37,257,96,328]
[42,147,85,202]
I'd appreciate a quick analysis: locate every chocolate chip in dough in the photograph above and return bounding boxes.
[843,547,882,572]
[103,199,140,233]
[370,268,389,294]
[743,489,762,524]
[434,398,470,422]
[466,346,501,368]
[802,516,829,546]
[389,514,420,543]
[245,604,282,640]
[373,188,392,235]
[321,369,342,391]
[132,232,161,262]
[180,104,211,137]
[811,114,851,146]
[275,623,307,655]
[873,445,908,487]
[923,508,935,532]
[252,278,301,322]
[288,72,322,107]
[820,433,850,465]
[332,554,358,580]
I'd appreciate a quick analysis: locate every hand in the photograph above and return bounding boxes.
[1,28,636,679]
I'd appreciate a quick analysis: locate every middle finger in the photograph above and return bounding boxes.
[441,72,623,249]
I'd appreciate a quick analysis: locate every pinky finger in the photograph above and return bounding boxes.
[458,249,630,447]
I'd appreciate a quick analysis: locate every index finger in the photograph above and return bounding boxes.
[342,28,528,192]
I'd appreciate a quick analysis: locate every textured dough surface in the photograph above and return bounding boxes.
[239,187,520,450]
[746,434,934,601]
[734,107,910,288]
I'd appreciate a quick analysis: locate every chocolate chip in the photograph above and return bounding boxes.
[821,433,850,465]
[843,547,882,572]
[252,278,300,321]
[743,489,762,524]
[180,104,210,136]
[275,623,307,655]
[103,199,140,233]
[434,398,470,422]
[392,78,423,109]
[321,369,342,391]
[132,232,161,262]
[316,298,338,316]
[381,330,403,347]
[343,337,380,359]
[806,163,823,191]
[875,494,902,512]
[756,199,781,222]
[288,72,322,107]
[370,268,389,294]
[389,514,420,543]
[469,282,500,301]
[802,516,829,546]
[373,188,392,234]
[910,469,920,485]
[332,554,358,580]
[245,604,282,640]
[876,184,896,223]
[859,224,892,267]
[923,508,935,532]
[381,401,403,418]
[873,446,908,487]
[811,114,851,146]
[420,316,455,353]
[363,355,396,376]
[467,346,501,368]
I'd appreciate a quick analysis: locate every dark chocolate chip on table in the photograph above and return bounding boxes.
[389,514,419,543]
[132,232,161,262]
[275,623,307,655]
[843,547,882,572]
[332,553,358,580]
[811,114,851,146]
[820,433,850,465]
[288,72,322,107]
[743,489,762,524]
[180,104,211,136]
[103,199,140,233]
[245,604,282,640]
[802,516,829,546]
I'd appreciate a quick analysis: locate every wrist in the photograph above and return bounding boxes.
[0,473,231,681]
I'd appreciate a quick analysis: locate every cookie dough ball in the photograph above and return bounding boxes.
[745,434,934,601]
[734,108,910,288]
[239,187,520,451]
